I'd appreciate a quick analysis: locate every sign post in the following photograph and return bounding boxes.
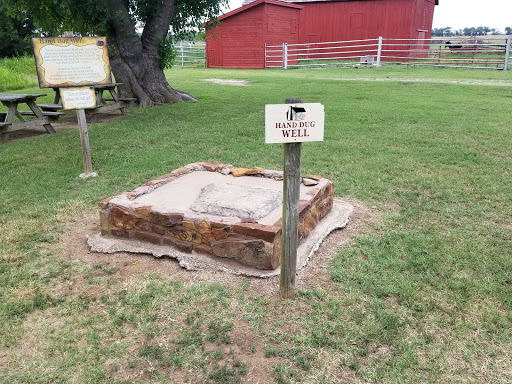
[32,36,111,178]
[59,86,98,178]
[265,99,325,298]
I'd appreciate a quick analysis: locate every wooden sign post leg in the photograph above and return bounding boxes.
[77,109,96,178]
[280,98,303,299]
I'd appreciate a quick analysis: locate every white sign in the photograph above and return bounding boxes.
[265,103,324,143]
[60,86,96,110]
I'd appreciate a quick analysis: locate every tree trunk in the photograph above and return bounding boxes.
[107,0,184,107]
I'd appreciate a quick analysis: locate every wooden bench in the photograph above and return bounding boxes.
[37,103,63,112]
[1,110,64,121]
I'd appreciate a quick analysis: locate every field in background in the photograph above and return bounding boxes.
[0,64,511,383]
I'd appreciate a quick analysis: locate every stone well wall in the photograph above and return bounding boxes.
[98,162,334,270]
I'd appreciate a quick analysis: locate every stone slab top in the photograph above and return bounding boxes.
[102,162,332,226]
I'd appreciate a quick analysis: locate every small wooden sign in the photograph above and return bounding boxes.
[265,103,324,144]
[60,86,96,110]
[32,36,111,88]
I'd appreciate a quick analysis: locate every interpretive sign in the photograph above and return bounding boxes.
[265,103,324,144]
[32,36,111,88]
[60,86,96,110]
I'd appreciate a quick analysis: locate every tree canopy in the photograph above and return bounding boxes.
[0,1,39,58]
[3,0,227,106]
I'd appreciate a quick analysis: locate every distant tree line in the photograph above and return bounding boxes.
[432,26,512,37]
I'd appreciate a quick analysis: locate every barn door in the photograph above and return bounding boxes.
[207,33,223,67]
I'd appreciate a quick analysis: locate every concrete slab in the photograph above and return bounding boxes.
[88,198,354,278]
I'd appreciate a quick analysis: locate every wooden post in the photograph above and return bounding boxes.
[280,97,303,299]
[77,109,96,178]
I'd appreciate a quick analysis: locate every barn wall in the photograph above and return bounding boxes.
[206,0,437,68]
[298,0,418,43]
[207,5,265,68]
[410,0,436,39]
[206,2,300,68]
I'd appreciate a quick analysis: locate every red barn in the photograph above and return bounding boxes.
[206,0,438,68]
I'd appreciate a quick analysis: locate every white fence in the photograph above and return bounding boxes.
[266,36,512,70]
[173,42,206,68]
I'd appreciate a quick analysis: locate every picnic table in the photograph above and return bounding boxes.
[0,93,63,143]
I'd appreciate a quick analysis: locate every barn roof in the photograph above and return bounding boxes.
[223,0,302,21]
[242,0,438,5]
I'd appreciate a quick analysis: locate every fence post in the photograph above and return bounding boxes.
[504,35,512,71]
[376,36,383,67]
[180,44,184,67]
[283,43,288,69]
[265,43,267,69]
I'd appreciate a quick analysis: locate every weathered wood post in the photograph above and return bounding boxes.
[265,98,324,299]
[77,108,95,177]
[280,97,303,298]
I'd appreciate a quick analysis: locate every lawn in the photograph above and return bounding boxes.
[0,60,511,383]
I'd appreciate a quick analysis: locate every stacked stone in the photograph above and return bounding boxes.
[98,162,333,270]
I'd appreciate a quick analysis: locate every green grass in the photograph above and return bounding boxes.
[0,56,38,91]
[0,63,511,383]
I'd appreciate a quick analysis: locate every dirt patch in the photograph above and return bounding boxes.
[55,198,380,295]
[1,111,125,144]
[35,199,382,382]
[204,78,249,86]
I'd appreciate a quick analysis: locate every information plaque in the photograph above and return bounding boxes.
[32,36,111,88]
[265,103,325,144]
[60,86,97,110]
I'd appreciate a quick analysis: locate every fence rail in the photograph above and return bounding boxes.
[266,36,512,70]
[173,42,206,68]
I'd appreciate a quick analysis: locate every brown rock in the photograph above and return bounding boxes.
[196,219,214,245]
[212,227,229,241]
[99,209,110,235]
[172,167,191,176]
[149,211,184,226]
[111,227,130,238]
[303,208,320,237]
[182,220,196,229]
[98,196,115,209]
[110,207,144,230]
[166,226,202,244]
[245,167,265,175]
[233,223,281,243]
[212,238,276,269]
[152,224,166,235]
[271,236,281,269]
[298,221,304,239]
[136,206,152,217]
[231,167,249,177]
[322,182,334,198]
[154,172,175,180]
[299,200,311,218]
[199,162,221,172]
[163,237,193,253]
[154,167,190,180]
[135,231,162,245]
[303,174,323,180]
[317,197,333,219]
[302,177,319,186]
[307,188,322,205]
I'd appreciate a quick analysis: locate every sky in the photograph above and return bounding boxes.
[226,0,512,33]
